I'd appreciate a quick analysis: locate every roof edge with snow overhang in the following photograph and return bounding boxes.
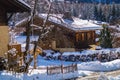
[15,14,103,31]
[39,14,103,32]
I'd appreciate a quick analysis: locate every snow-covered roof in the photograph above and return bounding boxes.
[15,14,102,32]
[39,14,103,32]
[109,25,120,32]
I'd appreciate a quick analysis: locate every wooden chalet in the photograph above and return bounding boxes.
[15,12,102,52]
[0,0,30,57]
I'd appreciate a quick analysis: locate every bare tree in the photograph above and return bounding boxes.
[33,1,52,69]
[24,0,38,72]
[24,0,54,70]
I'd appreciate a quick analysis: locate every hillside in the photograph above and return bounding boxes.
[65,0,120,4]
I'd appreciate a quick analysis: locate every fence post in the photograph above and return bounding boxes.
[61,64,63,73]
[75,63,77,71]
[72,63,74,72]
[47,66,48,75]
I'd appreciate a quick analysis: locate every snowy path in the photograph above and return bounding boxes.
[76,70,120,80]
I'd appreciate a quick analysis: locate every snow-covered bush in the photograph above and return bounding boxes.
[7,48,18,56]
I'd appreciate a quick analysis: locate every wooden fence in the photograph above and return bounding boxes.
[47,64,77,75]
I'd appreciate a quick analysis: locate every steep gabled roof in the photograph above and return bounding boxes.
[0,0,31,12]
[38,14,103,32]
[16,14,103,32]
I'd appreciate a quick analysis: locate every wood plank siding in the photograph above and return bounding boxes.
[75,31,95,49]
[0,6,7,25]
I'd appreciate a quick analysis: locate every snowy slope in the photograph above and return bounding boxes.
[78,59,120,71]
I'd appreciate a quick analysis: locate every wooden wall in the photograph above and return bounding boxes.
[75,31,95,49]
[0,6,7,25]
[0,6,9,57]
[0,26,9,57]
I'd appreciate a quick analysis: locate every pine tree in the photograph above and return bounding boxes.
[116,5,120,18]
[98,6,103,21]
[99,24,112,48]
[94,5,99,20]
[101,12,106,22]
[111,3,116,18]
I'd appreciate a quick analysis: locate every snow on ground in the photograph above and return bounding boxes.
[1,35,118,79]
[0,55,93,80]
[62,48,120,56]
[109,75,120,80]
[15,36,38,44]
[15,36,39,52]
[31,55,120,72]
[1,56,120,80]
[30,55,73,67]
[77,59,120,71]
[0,70,93,80]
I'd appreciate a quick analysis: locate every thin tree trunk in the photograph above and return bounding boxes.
[33,3,52,69]
[24,0,38,72]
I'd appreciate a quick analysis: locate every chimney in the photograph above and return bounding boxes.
[62,11,73,21]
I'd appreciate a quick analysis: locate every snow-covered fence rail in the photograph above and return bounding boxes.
[63,64,77,73]
[47,64,77,75]
[47,66,61,75]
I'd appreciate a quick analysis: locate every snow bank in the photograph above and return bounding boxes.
[43,50,54,54]
[62,48,120,56]
[109,75,120,80]
[0,70,93,80]
[62,52,81,56]
[78,59,120,71]
[53,52,61,57]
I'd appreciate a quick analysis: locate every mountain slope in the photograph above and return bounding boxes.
[65,0,120,4]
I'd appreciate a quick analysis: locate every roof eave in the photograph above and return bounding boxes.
[15,0,31,12]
